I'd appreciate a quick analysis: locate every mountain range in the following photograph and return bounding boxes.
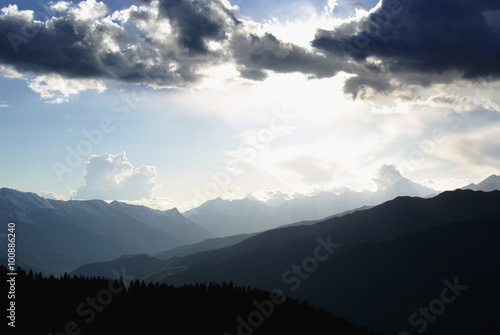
[1,174,497,276]
[0,188,213,274]
[184,169,436,236]
[71,189,500,334]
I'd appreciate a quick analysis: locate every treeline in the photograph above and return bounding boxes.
[2,266,383,335]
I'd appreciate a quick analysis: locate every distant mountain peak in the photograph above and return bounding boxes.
[479,174,500,184]
[461,174,500,192]
[371,164,436,197]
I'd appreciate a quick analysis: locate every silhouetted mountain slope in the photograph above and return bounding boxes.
[5,266,382,335]
[71,234,260,279]
[134,190,500,334]
[0,188,213,274]
[268,219,500,334]
[72,209,368,277]
[6,208,135,274]
[70,254,164,279]
[146,190,500,285]
[277,205,372,229]
[155,233,258,259]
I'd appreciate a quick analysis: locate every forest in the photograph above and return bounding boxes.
[2,265,382,335]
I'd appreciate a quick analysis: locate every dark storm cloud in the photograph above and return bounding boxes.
[0,2,188,85]
[231,32,346,80]
[150,0,234,54]
[0,0,234,87]
[312,0,500,97]
[0,9,107,78]
[2,0,499,97]
[0,0,344,89]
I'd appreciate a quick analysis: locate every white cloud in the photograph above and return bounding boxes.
[72,0,108,21]
[0,4,33,20]
[247,188,291,206]
[434,124,500,170]
[423,83,500,113]
[118,197,177,211]
[372,164,405,191]
[27,74,106,103]
[50,1,72,13]
[0,65,23,79]
[323,0,339,14]
[74,151,158,200]
[38,191,68,200]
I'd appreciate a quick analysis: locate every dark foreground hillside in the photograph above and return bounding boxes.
[2,266,381,335]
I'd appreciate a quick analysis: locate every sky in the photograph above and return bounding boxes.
[0,0,499,211]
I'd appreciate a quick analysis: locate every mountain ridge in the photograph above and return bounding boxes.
[0,188,214,274]
[461,174,500,192]
[184,174,437,236]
